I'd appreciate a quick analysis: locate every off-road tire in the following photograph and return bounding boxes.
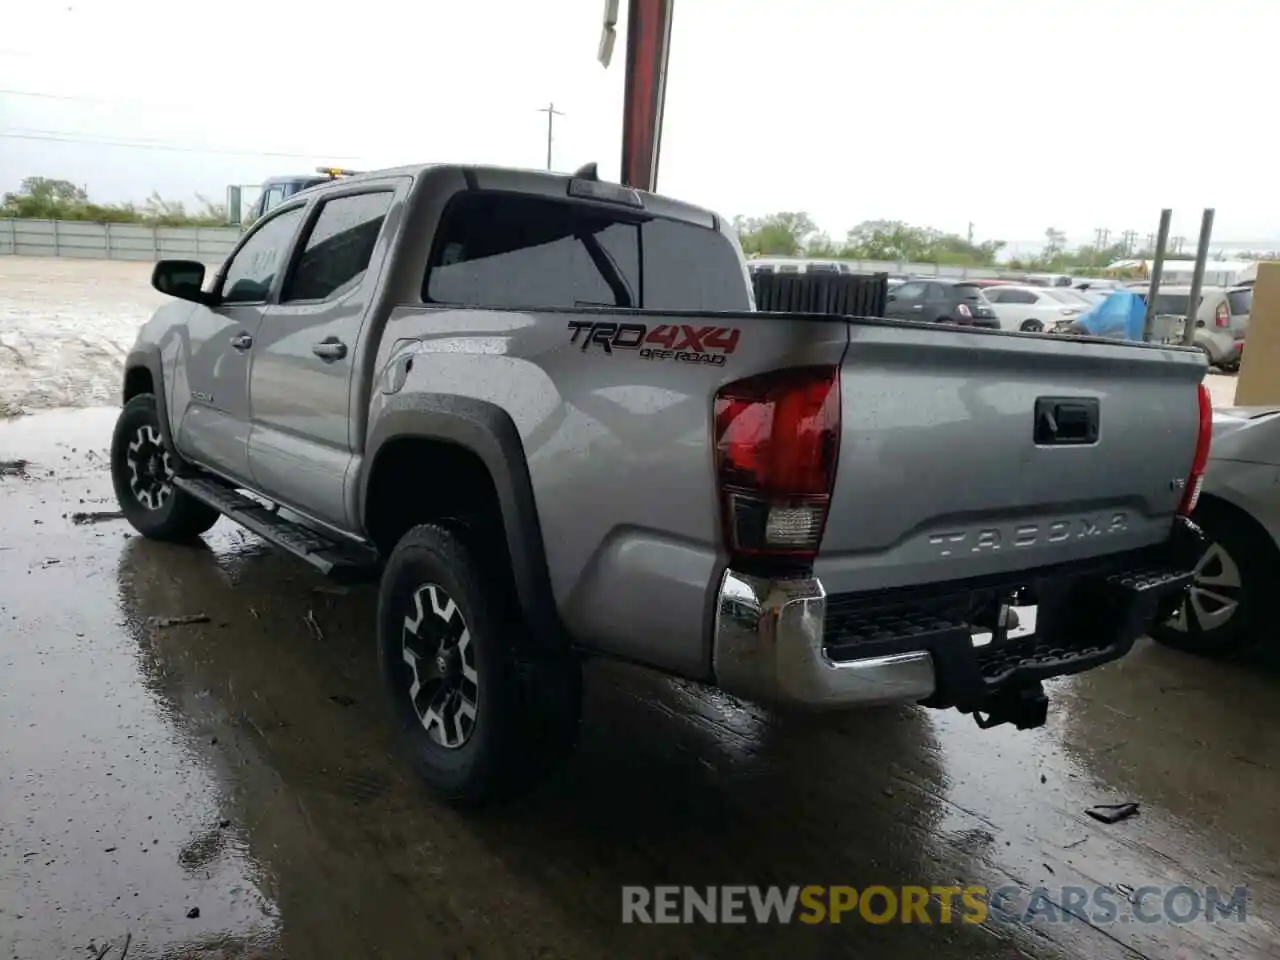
[111,394,219,541]
[1150,501,1277,658]
[377,523,581,804]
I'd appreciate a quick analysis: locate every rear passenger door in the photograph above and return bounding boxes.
[246,184,401,528]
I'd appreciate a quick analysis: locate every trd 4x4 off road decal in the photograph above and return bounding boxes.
[566,321,741,366]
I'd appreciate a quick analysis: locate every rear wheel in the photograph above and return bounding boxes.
[110,394,219,541]
[1020,319,1044,333]
[377,523,581,804]
[1151,502,1277,658]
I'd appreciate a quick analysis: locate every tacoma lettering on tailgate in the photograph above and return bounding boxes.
[567,321,741,366]
[929,513,1129,557]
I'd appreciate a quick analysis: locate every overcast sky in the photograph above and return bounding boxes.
[0,0,1275,252]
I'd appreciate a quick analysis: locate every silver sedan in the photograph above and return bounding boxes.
[1153,406,1280,657]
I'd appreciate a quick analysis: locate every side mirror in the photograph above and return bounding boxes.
[886,293,897,302]
[152,260,213,305]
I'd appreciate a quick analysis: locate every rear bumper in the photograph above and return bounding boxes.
[711,518,1202,711]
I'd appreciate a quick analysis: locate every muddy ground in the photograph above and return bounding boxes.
[2,409,1279,960]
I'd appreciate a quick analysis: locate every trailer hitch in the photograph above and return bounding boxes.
[970,681,1049,731]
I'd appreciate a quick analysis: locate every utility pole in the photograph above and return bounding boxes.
[967,222,974,245]
[1141,209,1173,343]
[537,102,565,171]
[1181,209,1216,347]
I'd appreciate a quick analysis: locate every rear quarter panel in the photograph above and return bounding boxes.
[370,306,849,676]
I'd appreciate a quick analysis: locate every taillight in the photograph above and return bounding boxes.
[713,366,841,565]
[1178,382,1212,517]
[1215,302,1230,328]
[956,303,972,318]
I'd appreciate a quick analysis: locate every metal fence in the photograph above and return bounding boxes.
[749,257,1004,279]
[0,218,239,267]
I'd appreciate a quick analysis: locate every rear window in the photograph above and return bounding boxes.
[1228,288,1253,315]
[1152,293,1199,316]
[952,283,984,300]
[422,192,750,311]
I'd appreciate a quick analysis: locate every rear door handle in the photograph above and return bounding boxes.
[312,337,348,361]
[230,332,253,351]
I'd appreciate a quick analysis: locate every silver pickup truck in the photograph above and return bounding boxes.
[111,162,1210,803]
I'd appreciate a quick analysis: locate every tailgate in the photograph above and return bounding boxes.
[815,323,1205,594]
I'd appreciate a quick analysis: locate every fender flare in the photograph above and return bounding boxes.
[360,394,564,650]
[123,346,192,473]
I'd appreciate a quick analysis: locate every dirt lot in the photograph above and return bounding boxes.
[0,257,1277,959]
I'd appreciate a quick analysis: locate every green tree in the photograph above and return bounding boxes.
[1,176,226,226]
[840,219,1004,266]
[733,212,819,256]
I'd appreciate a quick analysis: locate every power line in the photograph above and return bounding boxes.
[0,128,356,160]
[0,86,193,111]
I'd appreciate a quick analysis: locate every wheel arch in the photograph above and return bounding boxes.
[123,346,191,472]
[360,394,564,651]
[1195,492,1280,568]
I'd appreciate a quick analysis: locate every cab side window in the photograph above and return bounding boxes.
[219,207,305,304]
[283,192,393,303]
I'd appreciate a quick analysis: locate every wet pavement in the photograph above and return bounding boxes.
[2,408,1279,960]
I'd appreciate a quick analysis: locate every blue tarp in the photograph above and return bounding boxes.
[1071,290,1146,341]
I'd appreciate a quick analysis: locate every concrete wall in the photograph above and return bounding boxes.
[0,218,238,267]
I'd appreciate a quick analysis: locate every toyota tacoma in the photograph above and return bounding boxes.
[111,162,1209,802]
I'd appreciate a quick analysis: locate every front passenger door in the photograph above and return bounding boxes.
[175,205,306,483]
[886,281,927,320]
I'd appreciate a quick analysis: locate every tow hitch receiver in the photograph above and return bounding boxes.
[968,682,1049,731]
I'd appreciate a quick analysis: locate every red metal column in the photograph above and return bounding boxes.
[619,0,674,192]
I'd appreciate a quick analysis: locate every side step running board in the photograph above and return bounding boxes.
[174,477,381,583]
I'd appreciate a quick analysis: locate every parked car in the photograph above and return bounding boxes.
[1072,277,1121,294]
[884,278,1000,327]
[747,258,849,275]
[1153,406,1280,658]
[982,284,1090,333]
[1133,285,1251,369]
[246,167,361,223]
[111,161,1207,802]
[953,278,1016,289]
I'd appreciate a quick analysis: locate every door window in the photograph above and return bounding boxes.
[283,192,393,302]
[994,288,1037,305]
[893,282,927,301]
[220,207,305,304]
